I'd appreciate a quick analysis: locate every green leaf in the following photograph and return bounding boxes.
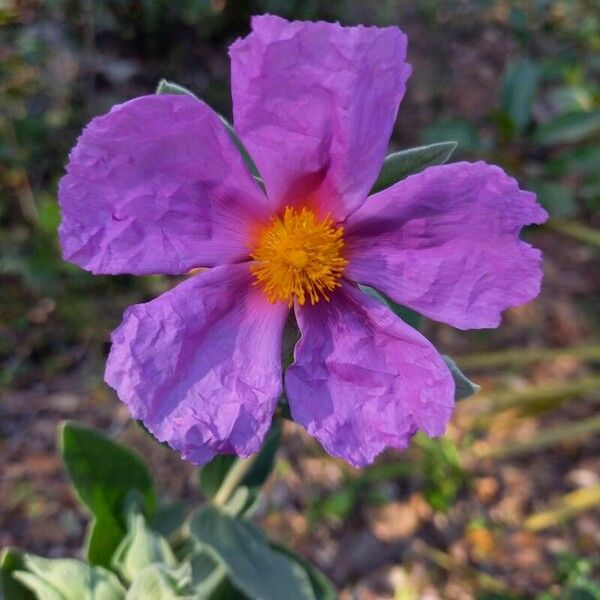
[112,514,176,583]
[217,116,261,180]
[199,420,281,499]
[309,487,358,523]
[281,316,301,369]
[422,119,482,154]
[188,551,229,599]
[194,575,245,600]
[127,564,192,600]
[1,548,35,600]
[155,79,198,99]
[13,555,125,600]
[240,419,281,489]
[37,196,61,236]
[198,455,236,499]
[580,174,600,210]
[199,578,248,600]
[500,58,539,134]
[415,434,465,512]
[549,83,596,115]
[271,545,336,600]
[85,520,124,573]
[359,285,422,330]
[221,486,254,517]
[546,144,600,177]
[530,181,577,219]
[534,110,600,146]
[151,502,186,539]
[370,142,457,194]
[190,505,315,600]
[442,355,480,401]
[11,573,64,600]
[59,421,155,567]
[156,78,260,178]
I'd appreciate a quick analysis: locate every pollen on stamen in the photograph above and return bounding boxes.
[250,206,348,306]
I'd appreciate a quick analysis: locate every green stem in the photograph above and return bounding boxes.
[212,455,258,507]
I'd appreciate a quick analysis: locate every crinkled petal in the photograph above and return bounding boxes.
[229,14,411,221]
[345,162,548,330]
[59,94,272,275]
[104,263,288,465]
[285,282,454,467]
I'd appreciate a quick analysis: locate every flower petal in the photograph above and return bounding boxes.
[59,94,271,275]
[105,263,288,465]
[229,15,411,221]
[285,282,454,467]
[345,162,548,330]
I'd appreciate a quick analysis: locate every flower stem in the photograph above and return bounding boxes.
[212,454,258,507]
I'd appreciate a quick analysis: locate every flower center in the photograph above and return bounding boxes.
[250,206,347,306]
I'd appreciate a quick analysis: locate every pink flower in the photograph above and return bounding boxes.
[58,15,547,467]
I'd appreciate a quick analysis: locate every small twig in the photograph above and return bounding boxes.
[471,414,600,460]
[15,174,38,224]
[456,343,600,370]
[415,541,512,594]
[525,484,600,531]
[212,454,258,507]
[461,375,600,417]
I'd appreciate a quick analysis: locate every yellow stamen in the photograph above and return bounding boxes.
[250,206,347,306]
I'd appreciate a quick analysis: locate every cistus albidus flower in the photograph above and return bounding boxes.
[58,15,547,467]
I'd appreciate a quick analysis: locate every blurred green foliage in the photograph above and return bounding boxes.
[2,2,598,388]
[422,2,600,220]
[480,554,600,599]
[2,420,335,599]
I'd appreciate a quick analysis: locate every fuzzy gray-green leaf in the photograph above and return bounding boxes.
[443,355,480,401]
[112,515,176,583]
[14,555,125,600]
[359,285,422,330]
[155,79,198,99]
[371,142,457,194]
[190,505,315,600]
[0,548,35,600]
[126,564,192,600]
[156,78,260,178]
[59,421,155,567]
[534,110,600,146]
